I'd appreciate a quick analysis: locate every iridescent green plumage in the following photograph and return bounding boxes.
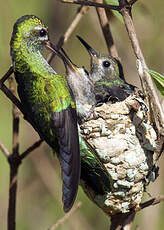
[10,15,80,212]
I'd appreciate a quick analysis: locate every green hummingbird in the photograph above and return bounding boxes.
[77,36,136,104]
[10,15,81,212]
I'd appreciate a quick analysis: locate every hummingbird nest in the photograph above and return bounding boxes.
[80,95,158,216]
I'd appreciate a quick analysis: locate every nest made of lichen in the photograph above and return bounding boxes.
[80,95,158,215]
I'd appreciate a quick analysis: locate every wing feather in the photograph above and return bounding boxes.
[50,106,81,212]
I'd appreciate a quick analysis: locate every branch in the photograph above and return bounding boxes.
[0,69,45,160]
[7,75,20,230]
[95,0,119,58]
[138,195,164,211]
[0,83,24,113]
[48,202,82,230]
[0,66,13,83]
[0,67,24,114]
[110,212,135,230]
[8,76,20,156]
[47,5,90,64]
[0,141,10,158]
[20,139,43,160]
[0,67,45,229]
[119,2,164,137]
[129,0,138,6]
[61,0,122,10]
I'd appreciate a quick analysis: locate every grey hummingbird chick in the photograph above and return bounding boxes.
[77,36,136,104]
[54,46,96,123]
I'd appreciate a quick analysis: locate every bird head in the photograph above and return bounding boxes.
[77,35,125,82]
[10,15,49,56]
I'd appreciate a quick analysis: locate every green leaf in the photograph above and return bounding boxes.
[104,0,119,5]
[147,69,164,98]
[103,0,124,23]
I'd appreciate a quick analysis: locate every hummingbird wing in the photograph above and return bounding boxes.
[50,106,81,212]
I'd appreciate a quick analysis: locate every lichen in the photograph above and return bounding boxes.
[80,95,158,215]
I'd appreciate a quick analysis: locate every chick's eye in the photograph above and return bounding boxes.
[39,28,47,37]
[103,61,110,68]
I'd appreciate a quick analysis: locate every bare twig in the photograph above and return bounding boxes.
[95,0,119,58]
[20,139,43,160]
[0,67,46,230]
[0,66,13,83]
[0,67,25,114]
[47,5,90,64]
[118,2,164,136]
[61,0,122,10]
[0,141,10,158]
[7,76,20,230]
[8,76,20,156]
[48,202,82,230]
[0,83,24,114]
[110,212,135,230]
[138,195,164,211]
[129,0,138,6]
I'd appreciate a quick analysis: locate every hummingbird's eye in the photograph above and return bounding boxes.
[39,28,47,37]
[103,61,110,68]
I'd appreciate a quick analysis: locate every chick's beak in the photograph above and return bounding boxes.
[77,35,99,58]
[45,41,79,73]
[60,47,80,73]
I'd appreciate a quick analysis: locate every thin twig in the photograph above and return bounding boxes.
[129,0,138,6]
[47,5,90,64]
[119,3,164,136]
[8,76,20,156]
[0,66,13,83]
[48,202,82,230]
[138,195,164,211]
[0,67,46,230]
[7,76,20,230]
[110,212,135,230]
[95,0,119,58]
[20,139,43,160]
[61,0,122,10]
[0,83,24,114]
[0,141,10,158]
[0,67,24,114]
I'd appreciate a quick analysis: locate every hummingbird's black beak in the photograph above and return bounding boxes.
[45,41,79,73]
[77,35,98,58]
[45,41,59,55]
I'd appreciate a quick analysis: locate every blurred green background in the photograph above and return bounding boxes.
[0,0,164,229]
